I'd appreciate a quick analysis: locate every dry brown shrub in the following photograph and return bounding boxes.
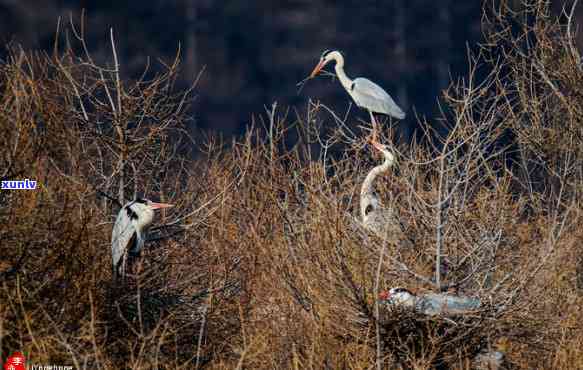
[2,1,583,369]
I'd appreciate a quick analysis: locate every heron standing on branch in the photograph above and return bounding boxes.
[361,137,405,242]
[111,198,174,281]
[309,50,405,139]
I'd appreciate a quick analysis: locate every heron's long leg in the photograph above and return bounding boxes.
[369,110,378,141]
[120,253,127,280]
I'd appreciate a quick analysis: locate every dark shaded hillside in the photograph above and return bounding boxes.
[0,1,487,137]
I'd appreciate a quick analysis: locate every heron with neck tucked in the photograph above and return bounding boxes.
[378,287,482,316]
[111,198,174,281]
[309,50,406,140]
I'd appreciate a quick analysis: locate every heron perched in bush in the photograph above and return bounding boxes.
[111,198,173,281]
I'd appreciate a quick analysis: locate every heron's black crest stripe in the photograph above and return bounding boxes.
[128,233,140,255]
[126,205,139,220]
[365,204,374,215]
[321,49,330,58]
[134,198,147,204]
[392,287,411,294]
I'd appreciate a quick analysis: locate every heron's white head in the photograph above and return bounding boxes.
[129,198,174,231]
[370,137,395,164]
[310,50,344,78]
[379,287,416,306]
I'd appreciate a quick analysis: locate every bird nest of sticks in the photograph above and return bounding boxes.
[375,304,500,368]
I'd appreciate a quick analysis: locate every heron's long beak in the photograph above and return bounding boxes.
[309,59,327,78]
[370,135,383,152]
[371,140,383,152]
[150,202,174,210]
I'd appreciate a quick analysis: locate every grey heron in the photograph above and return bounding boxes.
[379,287,482,316]
[361,137,404,241]
[309,50,405,139]
[111,198,173,281]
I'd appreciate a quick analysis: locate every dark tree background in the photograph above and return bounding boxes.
[0,0,579,139]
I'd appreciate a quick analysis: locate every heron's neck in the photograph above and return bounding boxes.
[334,60,352,92]
[136,228,144,243]
[360,155,394,217]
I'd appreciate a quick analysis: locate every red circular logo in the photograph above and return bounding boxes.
[4,352,26,370]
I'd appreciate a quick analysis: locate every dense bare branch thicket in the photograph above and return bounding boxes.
[2,1,583,368]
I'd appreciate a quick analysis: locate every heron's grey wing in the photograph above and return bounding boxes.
[352,78,406,119]
[422,293,482,316]
[111,207,136,273]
